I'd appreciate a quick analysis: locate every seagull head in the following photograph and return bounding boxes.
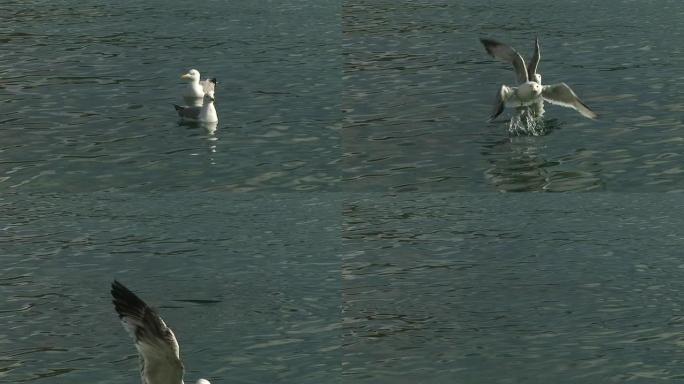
[530,81,542,95]
[516,81,543,101]
[181,69,201,82]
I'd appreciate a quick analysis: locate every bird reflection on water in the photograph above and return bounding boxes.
[480,117,604,192]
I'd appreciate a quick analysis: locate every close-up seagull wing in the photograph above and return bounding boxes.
[480,38,528,84]
[542,83,598,119]
[111,281,184,384]
[200,78,217,95]
[527,37,540,82]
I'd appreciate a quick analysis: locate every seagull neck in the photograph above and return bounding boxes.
[200,100,217,122]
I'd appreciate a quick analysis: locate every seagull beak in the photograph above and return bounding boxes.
[180,73,192,80]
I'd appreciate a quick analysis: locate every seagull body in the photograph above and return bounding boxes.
[174,91,218,123]
[111,281,212,384]
[181,69,217,99]
[480,38,597,121]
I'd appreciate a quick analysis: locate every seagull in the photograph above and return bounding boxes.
[173,90,218,123]
[181,69,217,99]
[480,37,597,121]
[111,281,212,384]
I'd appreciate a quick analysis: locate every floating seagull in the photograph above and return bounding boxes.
[174,90,218,123]
[480,38,597,121]
[181,69,217,99]
[111,280,212,384]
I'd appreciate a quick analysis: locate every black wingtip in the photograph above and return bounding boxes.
[480,38,493,48]
[111,280,133,301]
[111,280,126,294]
[210,78,217,84]
[173,104,183,112]
[111,280,148,318]
[479,38,500,56]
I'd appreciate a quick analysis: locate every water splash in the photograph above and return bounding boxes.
[508,108,548,136]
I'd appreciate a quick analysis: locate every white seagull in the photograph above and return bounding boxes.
[173,90,218,123]
[111,281,212,384]
[480,38,597,121]
[181,69,217,99]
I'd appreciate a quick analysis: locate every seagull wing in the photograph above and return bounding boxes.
[200,78,216,95]
[490,85,515,121]
[527,37,540,82]
[480,38,528,84]
[174,105,201,121]
[111,281,184,384]
[542,83,597,119]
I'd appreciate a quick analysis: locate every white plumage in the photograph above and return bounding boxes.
[180,69,216,99]
[481,38,597,121]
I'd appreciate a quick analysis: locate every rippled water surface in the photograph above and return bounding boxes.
[5,0,684,383]
[343,0,684,192]
[343,194,684,383]
[1,0,340,192]
[2,193,341,383]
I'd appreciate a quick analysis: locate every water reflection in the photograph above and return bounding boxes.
[481,120,605,192]
[202,121,218,136]
[178,120,219,162]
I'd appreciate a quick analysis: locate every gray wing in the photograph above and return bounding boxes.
[490,85,514,121]
[199,78,216,95]
[111,281,184,384]
[527,37,540,82]
[542,83,597,119]
[174,104,201,120]
[480,38,528,84]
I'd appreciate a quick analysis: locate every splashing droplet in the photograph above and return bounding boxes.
[508,108,547,136]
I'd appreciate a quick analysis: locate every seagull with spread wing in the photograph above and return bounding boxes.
[111,281,212,384]
[480,37,597,121]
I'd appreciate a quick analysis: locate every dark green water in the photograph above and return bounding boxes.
[343,194,684,383]
[4,0,684,383]
[3,193,341,383]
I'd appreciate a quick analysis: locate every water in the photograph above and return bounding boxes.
[343,0,684,192]
[343,194,684,383]
[2,193,341,383]
[1,0,341,192]
[4,0,684,383]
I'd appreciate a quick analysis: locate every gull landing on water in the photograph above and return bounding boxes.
[111,281,212,384]
[480,38,597,121]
